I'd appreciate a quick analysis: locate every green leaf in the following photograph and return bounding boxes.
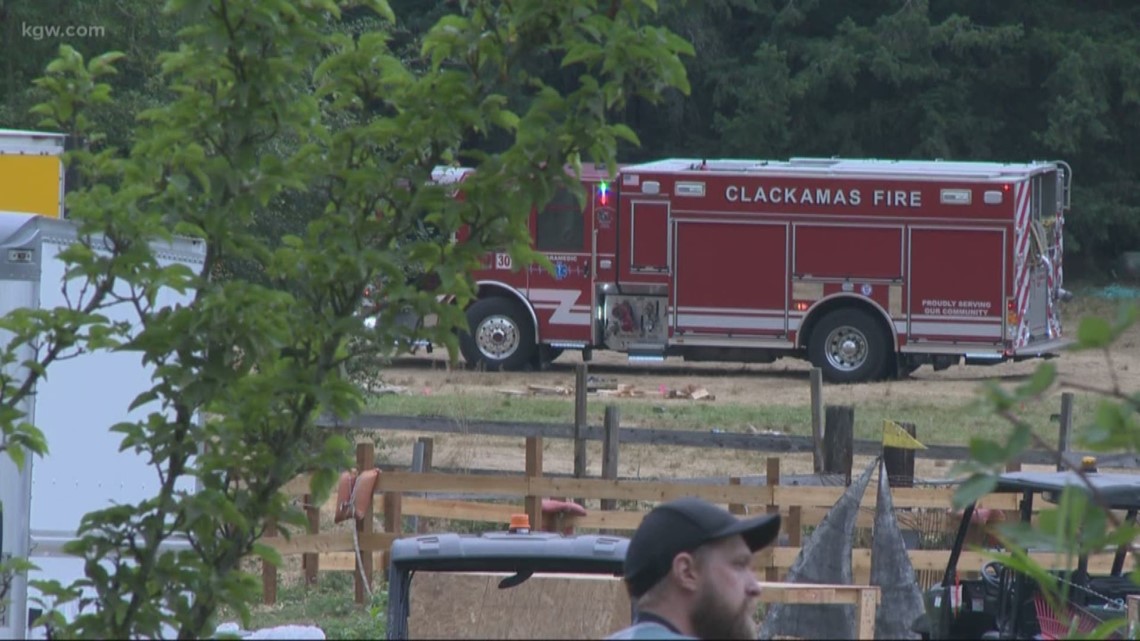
[980,380,1014,412]
[1015,362,1056,398]
[363,0,396,23]
[952,473,998,509]
[968,437,1007,465]
[6,441,26,469]
[1006,424,1031,458]
[1093,401,1128,436]
[250,542,282,568]
[1076,316,1113,348]
[610,123,641,146]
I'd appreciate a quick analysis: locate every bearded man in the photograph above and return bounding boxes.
[606,497,781,640]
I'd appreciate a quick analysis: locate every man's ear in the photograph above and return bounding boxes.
[671,551,702,592]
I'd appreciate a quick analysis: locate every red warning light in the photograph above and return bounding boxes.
[597,181,610,206]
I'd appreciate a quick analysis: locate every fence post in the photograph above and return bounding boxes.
[601,405,620,513]
[302,494,320,587]
[261,516,278,605]
[729,477,744,515]
[525,436,544,530]
[416,437,434,534]
[823,405,855,485]
[355,441,376,606]
[1058,392,1074,471]
[409,440,426,533]
[786,505,802,548]
[1127,594,1140,639]
[810,367,825,473]
[883,421,917,488]
[765,457,780,581]
[574,363,588,477]
[574,363,589,507]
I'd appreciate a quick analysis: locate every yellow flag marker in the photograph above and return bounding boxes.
[882,419,927,450]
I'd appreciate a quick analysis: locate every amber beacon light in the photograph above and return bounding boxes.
[509,514,532,534]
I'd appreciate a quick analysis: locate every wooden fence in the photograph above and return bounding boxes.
[260,439,1121,606]
[315,377,1139,474]
[256,365,1131,606]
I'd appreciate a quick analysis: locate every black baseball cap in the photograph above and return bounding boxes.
[623,496,781,598]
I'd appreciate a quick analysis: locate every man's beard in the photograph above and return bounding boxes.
[690,587,758,640]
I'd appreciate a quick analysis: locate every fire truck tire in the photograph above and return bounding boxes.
[459,297,536,371]
[808,309,891,384]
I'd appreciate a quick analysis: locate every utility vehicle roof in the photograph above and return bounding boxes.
[993,470,1140,510]
[388,532,628,575]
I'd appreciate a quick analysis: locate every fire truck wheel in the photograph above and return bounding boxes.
[808,309,891,384]
[459,297,536,371]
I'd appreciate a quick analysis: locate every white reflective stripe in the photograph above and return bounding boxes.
[910,321,1002,338]
[676,313,785,330]
[529,288,590,325]
[1014,181,1032,319]
[675,306,771,315]
[910,314,999,321]
[789,318,909,334]
[532,304,590,311]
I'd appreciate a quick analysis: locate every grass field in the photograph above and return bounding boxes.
[215,574,385,638]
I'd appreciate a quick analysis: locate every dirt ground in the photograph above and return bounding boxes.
[365,310,1140,484]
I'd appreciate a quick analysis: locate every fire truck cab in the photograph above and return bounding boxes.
[450,157,1072,383]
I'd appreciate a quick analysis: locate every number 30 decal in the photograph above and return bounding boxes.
[495,253,513,270]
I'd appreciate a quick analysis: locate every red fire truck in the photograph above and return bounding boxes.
[441,157,1072,383]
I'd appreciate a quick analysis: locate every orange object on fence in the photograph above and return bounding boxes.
[334,468,380,523]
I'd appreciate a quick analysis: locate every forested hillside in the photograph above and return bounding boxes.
[2,0,1137,276]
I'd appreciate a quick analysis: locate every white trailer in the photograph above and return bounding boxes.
[0,213,206,638]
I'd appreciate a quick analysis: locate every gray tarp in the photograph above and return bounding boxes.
[870,458,927,639]
[758,459,877,640]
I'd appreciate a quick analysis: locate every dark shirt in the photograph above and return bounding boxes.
[634,612,683,634]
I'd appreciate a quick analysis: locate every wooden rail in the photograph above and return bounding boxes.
[313,412,1140,467]
[758,582,879,639]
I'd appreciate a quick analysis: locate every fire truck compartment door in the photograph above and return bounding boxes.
[1026,267,1049,336]
[628,201,670,273]
[673,221,788,337]
[908,227,1005,345]
[793,224,902,280]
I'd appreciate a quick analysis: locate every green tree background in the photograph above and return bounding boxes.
[4,0,1139,276]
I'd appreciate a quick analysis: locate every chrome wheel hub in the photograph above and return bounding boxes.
[824,326,869,372]
[475,315,520,360]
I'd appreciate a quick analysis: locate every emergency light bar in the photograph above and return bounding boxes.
[597,181,610,206]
